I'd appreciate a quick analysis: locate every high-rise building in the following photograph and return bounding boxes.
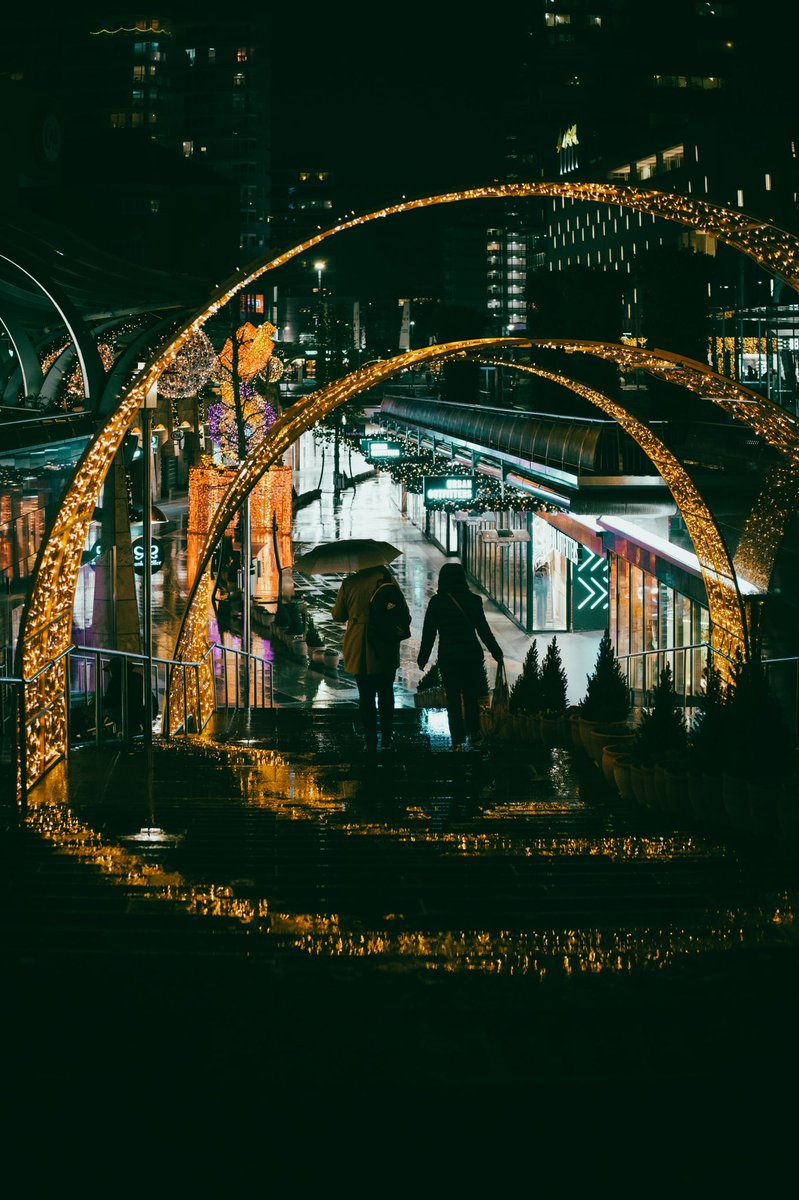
[1,10,272,281]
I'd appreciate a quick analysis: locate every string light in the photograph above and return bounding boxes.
[491,358,749,666]
[22,179,799,794]
[157,329,217,399]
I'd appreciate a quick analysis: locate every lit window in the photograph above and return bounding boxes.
[131,113,143,127]
[233,73,246,87]
[133,65,145,81]
[765,173,772,191]
[208,47,216,64]
[150,199,160,214]
[237,48,249,62]
[186,48,195,65]
[182,140,194,157]
[148,112,157,125]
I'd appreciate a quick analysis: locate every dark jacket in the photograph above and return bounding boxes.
[418,588,502,669]
[332,566,411,675]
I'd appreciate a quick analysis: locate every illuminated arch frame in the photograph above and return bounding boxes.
[167,339,531,726]
[524,339,799,604]
[488,359,749,662]
[18,181,799,792]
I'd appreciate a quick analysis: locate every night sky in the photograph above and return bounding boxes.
[269,4,511,296]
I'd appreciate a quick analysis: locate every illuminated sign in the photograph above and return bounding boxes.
[131,536,164,576]
[423,475,476,506]
[361,438,403,459]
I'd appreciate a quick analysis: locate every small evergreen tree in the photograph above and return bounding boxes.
[580,630,630,722]
[509,639,541,714]
[634,663,687,765]
[726,651,793,781]
[689,652,729,773]
[540,636,568,715]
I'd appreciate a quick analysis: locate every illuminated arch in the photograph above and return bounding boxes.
[168,339,531,722]
[488,359,749,662]
[19,179,799,792]
[0,250,105,404]
[527,339,799,462]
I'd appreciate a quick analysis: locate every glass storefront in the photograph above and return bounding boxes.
[610,555,710,704]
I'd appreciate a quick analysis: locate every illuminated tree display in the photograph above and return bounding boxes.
[208,321,280,460]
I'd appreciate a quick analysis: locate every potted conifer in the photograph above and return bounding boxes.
[538,637,568,748]
[634,663,689,815]
[578,630,631,757]
[688,653,729,828]
[508,639,542,740]
[722,653,793,837]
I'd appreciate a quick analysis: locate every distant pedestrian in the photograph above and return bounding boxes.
[332,564,411,752]
[417,562,503,751]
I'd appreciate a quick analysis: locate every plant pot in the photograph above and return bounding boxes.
[602,742,632,789]
[292,637,308,659]
[641,763,658,810]
[629,761,647,807]
[581,719,630,762]
[311,647,326,664]
[722,773,753,835]
[322,648,341,669]
[526,714,543,743]
[589,729,634,771]
[651,752,691,818]
[556,713,573,747]
[539,715,559,748]
[569,712,584,751]
[613,753,636,802]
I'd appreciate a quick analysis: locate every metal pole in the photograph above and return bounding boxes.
[141,404,153,743]
[242,493,251,708]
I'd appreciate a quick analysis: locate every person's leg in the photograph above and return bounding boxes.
[356,675,378,750]
[375,672,396,747]
[463,659,484,742]
[440,662,466,748]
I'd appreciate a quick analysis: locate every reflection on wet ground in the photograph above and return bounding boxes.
[17,710,799,975]
[6,706,799,1099]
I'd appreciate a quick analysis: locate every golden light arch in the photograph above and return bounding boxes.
[528,339,799,462]
[18,181,799,792]
[487,359,749,663]
[168,338,530,723]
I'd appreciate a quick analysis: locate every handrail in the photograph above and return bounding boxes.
[0,643,74,686]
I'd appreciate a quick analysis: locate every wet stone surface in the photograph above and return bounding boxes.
[4,708,799,1099]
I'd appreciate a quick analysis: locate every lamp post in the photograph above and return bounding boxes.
[140,374,158,743]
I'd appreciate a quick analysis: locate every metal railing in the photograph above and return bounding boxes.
[618,641,799,736]
[69,642,273,744]
[617,641,717,715]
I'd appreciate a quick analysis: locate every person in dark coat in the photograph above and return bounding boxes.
[417,562,503,750]
[332,564,411,752]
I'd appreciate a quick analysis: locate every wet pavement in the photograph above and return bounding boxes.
[5,446,799,1131]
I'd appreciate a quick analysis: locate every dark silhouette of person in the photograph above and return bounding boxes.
[332,564,411,752]
[417,562,503,751]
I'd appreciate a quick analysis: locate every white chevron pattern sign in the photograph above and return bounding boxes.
[576,550,609,611]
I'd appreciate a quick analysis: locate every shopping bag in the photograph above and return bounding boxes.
[489,660,511,737]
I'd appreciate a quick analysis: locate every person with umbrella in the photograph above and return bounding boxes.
[417,561,504,751]
[328,549,411,754]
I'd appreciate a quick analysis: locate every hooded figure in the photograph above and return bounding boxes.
[332,564,411,752]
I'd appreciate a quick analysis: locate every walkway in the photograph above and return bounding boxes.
[7,448,799,1121]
